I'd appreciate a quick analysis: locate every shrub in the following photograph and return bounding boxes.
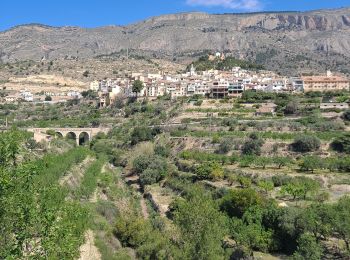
[237,176,252,188]
[133,155,168,185]
[83,70,89,77]
[272,175,293,187]
[291,135,321,153]
[194,100,203,106]
[331,133,350,154]
[284,100,299,115]
[133,155,152,174]
[216,138,233,154]
[154,145,170,157]
[241,137,264,156]
[130,126,160,145]
[194,161,224,181]
[341,110,350,121]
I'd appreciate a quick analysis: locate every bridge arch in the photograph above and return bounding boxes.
[66,132,77,144]
[55,132,64,138]
[78,132,90,146]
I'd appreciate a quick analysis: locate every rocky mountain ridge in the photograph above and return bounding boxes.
[1,8,350,75]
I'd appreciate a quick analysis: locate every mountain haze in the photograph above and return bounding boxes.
[1,7,350,75]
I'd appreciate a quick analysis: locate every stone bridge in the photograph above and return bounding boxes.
[27,127,110,145]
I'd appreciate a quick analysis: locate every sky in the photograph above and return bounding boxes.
[1,0,349,31]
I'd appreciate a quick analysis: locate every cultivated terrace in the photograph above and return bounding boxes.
[1,88,350,260]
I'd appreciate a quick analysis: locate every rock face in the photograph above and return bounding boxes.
[1,8,350,75]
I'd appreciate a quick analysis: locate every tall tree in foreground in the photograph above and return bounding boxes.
[174,187,228,260]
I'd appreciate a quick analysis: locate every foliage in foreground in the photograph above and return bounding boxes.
[0,131,91,259]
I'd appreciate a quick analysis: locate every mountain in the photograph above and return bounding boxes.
[1,8,350,76]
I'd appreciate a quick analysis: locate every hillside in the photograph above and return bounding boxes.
[1,8,350,75]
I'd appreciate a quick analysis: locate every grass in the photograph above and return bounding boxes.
[73,156,106,200]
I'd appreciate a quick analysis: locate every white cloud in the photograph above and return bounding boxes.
[185,0,262,11]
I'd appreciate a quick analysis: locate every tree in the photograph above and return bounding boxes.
[281,177,320,201]
[284,100,299,115]
[255,157,272,169]
[132,80,144,97]
[130,126,157,145]
[81,90,98,99]
[194,161,224,181]
[299,204,333,242]
[273,156,292,169]
[241,133,264,156]
[331,133,350,154]
[281,183,305,201]
[291,135,321,153]
[293,234,323,260]
[300,156,324,173]
[132,155,168,186]
[139,156,168,185]
[230,218,274,253]
[0,130,24,166]
[258,180,274,194]
[114,96,125,109]
[332,196,350,252]
[45,95,52,101]
[174,187,227,260]
[220,188,265,218]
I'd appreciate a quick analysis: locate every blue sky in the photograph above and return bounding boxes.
[1,0,349,31]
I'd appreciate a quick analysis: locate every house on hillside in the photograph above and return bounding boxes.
[255,103,277,116]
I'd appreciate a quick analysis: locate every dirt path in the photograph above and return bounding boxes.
[78,230,101,260]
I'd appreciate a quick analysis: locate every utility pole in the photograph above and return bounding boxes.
[5,117,8,128]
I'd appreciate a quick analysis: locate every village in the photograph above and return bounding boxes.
[1,52,349,108]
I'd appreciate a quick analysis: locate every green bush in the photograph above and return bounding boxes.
[130,126,161,145]
[194,161,224,181]
[220,189,265,218]
[291,135,321,153]
[332,133,350,154]
[241,133,264,156]
[293,234,323,260]
[133,155,169,186]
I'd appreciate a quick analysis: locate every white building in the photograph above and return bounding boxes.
[90,80,100,91]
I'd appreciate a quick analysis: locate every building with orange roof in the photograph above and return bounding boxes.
[301,71,349,92]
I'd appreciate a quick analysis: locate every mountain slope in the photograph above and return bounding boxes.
[1,8,350,75]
